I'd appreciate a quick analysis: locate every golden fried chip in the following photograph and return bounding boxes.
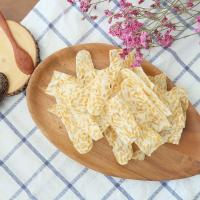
[135,128,164,156]
[165,102,185,130]
[98,57,122,88]
[59,78,83,108]
[131,110,154,131]
[60,76,109,134]
[121,69,172,116]
[155,87,181,116]
[76,50,95,86]
[121,78,170,132]
[48,104,93,154]
[48,104,59,115]
[95,109,110,133]
[87,70,111,116]
[45,71,78,97]
[109,49,135,68]
[104,94,141,145]
[171,87,189,112]
[132,150,145,161]
[104,126,133,165]
[111,70,123,96]
[131,67,154,90]
[71,103,103,141]
[148,73,167,91]
[159,128,183,145]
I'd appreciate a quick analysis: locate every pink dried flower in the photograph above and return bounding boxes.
[138,0,145,4]
[173,7,178,12]
[195,28,200,33]
[157,29,175,47]
[90,15,98,21]
[119,0,132,7]
[195,20,200,33]
[129,9,140,17]
[104,9,113,17]
[196,16,200,23]
[179,8,185,15]
[173,5,180,12]
[131,49,143,67]
[81,16,86,20]
[67,0,76,4]
[119,48,132,60]
[150,3,160,8]
[144,11,153,16]
[114,13,122,19]
[79,0,91,13]
[187,3,194,7]
[161,15,168,23]
[140,31,148,46]
[108,17,112,24]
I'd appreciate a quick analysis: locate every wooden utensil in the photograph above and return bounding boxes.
[27,43,200,181]
[0,11,34,75]
[0,20,39,96]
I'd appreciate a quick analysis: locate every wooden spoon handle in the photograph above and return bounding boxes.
[0,11,18,48]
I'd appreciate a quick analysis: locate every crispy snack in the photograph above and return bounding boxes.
[171,87,189,112]
[132,67,154,90]
[71,97,103,141]
[45,71,78,97]
[135,128,164,156]
[121,69,172,116]
[48,104,93,154]
[166,103,185,130]
[59,78,83,108]
[104,94,141,145]
[131,110,154,131]
[70,81,93,112]
[132,150,145,161]
[111,71,123,95]
[155,87,181,116]
[159,128,183,144]
[109,49,135,68]
[121,78,170,132]
[94,109,110,133]
[87,58,122,116]
[104,126,133,165]
[60,75,109,134]
[76,50,95,86]
[45,49,188,164]
[148,73,167,91]
[87,69,111,116]
[149,75,188,145]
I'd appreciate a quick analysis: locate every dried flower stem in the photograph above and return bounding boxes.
[67,0,200,66]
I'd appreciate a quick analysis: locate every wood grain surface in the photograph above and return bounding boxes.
[0,20,39,95]
[27,43,200,181]
[0,12,34,75]
[0,0,39,23]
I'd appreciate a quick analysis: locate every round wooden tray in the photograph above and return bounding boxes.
[0,20,39,96]
[27,43,200,181]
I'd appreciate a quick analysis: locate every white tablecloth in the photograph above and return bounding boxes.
[1,0,200,199]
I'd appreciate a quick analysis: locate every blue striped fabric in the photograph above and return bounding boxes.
[0,0,200,199]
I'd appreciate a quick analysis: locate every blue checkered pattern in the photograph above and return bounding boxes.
[1,0,200,199]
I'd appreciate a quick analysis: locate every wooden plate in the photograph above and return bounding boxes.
[27,43,200,181]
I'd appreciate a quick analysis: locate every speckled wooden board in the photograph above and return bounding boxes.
[27,43,200,181]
